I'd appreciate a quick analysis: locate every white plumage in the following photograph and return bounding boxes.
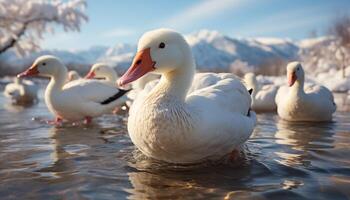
[126,73,160,107]
[119,29,256,163]
[244,73,278,112]
[275,62,336,122]
[84,63,129,110]
[17,55,128,123]
[4,77,38,104]
[84,63,118,86]
[67,70,81,82]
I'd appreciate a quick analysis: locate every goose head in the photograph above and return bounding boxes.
[85,63,115,79]
[67,70,80,82]
[286,62,304,87]
[118,29,192,86]
[18,55,67,78]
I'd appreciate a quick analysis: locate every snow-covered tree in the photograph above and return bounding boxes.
[330,15,350,78]
[230,59,253,76]
[0,0,88,56]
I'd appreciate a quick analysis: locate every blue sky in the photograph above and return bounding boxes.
[42,0,350,50]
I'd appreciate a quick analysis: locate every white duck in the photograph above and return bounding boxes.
[67,70,81,82]
[244,73,278,112]
[275,62,336,122]
[118,29,256,163]
[4,77,38,104]
[85,63,118,86]
[17,55,129,124]
[84,63,129,112]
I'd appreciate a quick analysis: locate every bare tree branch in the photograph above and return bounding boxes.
[0,17,58,54]
[0,0,88,56]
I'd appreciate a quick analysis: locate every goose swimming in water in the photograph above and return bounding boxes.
[4,77,38,105]
[118,29,256,163]
[244,73,278,112]
[18,55,129,124]
[275,62,336,122]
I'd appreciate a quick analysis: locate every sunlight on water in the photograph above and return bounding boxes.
[0,83,349,199]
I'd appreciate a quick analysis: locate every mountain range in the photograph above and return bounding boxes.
[0,30,326,75]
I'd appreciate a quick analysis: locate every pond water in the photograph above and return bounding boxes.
[0,83,349,199]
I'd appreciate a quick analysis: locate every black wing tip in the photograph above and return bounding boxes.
[248,88,253,95]
[100,89,131,105]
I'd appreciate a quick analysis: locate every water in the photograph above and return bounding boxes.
[0,84,349,199]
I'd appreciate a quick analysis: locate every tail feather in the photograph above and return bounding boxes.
[248,88,253,95]
[247,88,253,116]
[100,89,130,105]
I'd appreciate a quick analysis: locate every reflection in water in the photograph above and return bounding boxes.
[275,120,336,150]
[334,93,350,112]
[272,116,350,199]
[274,120,336,167]
[0,85,349,199]
[38,127,102,178]
[3,102,32,113]
[125,154,269,200]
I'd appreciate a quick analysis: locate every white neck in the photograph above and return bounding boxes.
[47,69,67,94]
[252,81,259,97]
[290,75,305,96]
[15,78,22,84]
[150,55,195,101]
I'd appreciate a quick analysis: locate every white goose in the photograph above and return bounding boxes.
[275,62,336,122]
[85,63,118,86]
[118,29,256,163]
[4,77,38,104]
[244,73,278,112]
[84,63,129,112]
[67,70,81,82]
[17,55,129,124]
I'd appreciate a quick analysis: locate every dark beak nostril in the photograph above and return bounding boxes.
[135,59,142,65]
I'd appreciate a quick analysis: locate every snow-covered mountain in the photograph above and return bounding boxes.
[186,30,299,71]
[0,30,323,75]
[100,30,299,73]
[0,46,108,73]
[98,43,137,72]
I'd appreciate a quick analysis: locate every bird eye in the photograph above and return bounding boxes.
[158,42,165,49]
[42,62,46,66]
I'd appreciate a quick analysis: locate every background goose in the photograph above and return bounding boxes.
[17,55,129,124]
[67,70,81,82]
[244,73,278,112]
[118,29,256,164]
[85,63,118,86]
[84,63,130,113]
[275,62,336,122]
[4,77,38,105]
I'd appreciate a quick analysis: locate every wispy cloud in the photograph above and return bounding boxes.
[162,0,253,30]
[235,4,333,37]
[102,28,135,38]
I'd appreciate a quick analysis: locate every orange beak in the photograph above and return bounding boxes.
[85,71,95,79]
[288,72,297,87]
[17,64,39,78]
[118,48,156,87]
